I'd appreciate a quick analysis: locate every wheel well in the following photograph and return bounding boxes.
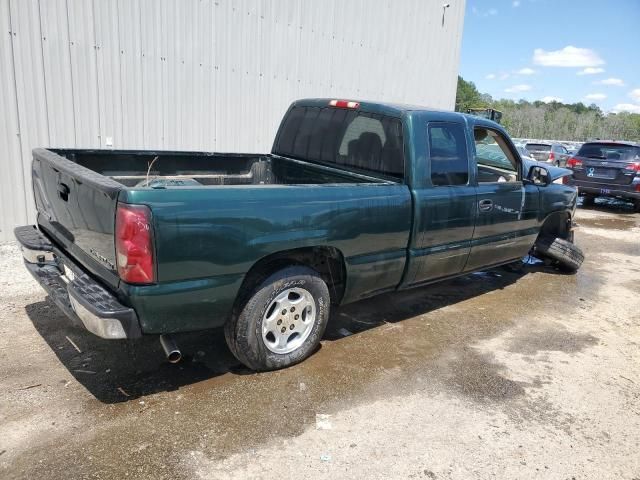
[538,211,572,241]
[234,247,347,312]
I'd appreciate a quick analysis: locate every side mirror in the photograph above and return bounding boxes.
[527,165,551,186]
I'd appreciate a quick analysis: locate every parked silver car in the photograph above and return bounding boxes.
[525,142,570,167]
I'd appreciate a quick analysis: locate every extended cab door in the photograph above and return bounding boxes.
[464,125,539,271]
[403,120,476,286]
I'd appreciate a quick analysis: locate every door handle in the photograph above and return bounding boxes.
[478,199,493,212]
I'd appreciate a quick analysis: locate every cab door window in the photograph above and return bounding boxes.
[474,127,519,183]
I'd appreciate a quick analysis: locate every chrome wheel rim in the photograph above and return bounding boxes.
[261,287,316,354]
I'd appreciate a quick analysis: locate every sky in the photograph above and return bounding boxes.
[459,0,640,113]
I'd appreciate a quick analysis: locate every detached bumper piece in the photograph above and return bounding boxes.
[14,225,141,339]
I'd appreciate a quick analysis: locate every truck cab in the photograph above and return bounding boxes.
[274,100,564,287]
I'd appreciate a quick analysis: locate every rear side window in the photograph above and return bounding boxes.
[427,123,469,186]
[273,106,404,179]
[577,143,640,161]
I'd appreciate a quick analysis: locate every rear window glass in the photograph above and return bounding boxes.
[577,143,640,161]
[273,106,404,179]
[525,143,551,152]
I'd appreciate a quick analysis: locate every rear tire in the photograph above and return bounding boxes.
[633,199,640,213]
[582,194,596,207]
[224,266,330,371]
[535,236,584,272]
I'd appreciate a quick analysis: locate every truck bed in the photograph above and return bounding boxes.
[51,149,383,187]
[31,148,404,301]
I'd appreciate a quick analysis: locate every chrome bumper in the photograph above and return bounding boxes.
[14,225,141,339]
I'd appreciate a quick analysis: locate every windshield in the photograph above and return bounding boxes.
[577,143,640,161]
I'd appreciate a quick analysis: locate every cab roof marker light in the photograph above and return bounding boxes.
[329,100,360,109]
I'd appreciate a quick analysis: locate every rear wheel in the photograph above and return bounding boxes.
[582,194,596,207]
[224,266,330,371]
[633,198,640,213]
[535,236,584,272]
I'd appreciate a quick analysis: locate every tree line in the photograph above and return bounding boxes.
[455,76,640,142]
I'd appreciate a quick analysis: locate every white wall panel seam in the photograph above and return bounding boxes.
[35,0,51,144]
[63,0,78,144]
[91,0,102,146]
[6,0,28,223]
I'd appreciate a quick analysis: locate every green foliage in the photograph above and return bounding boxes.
[455,76,486,112]
[455,76,640,141]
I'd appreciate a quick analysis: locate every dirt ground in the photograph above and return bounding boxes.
[1,199,639,480]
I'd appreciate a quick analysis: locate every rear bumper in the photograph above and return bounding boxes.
[14,225,141,339]
[572,181,640,200]
[567,175,640,200]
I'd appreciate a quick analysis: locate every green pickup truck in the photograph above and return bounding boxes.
[16,99,583,371]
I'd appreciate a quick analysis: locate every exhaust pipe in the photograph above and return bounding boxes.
[160,334,182,364]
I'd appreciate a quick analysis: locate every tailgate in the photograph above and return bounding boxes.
[525,144,551,163]
[572,158,635,185]
[529,151,550,162]
[32,148,123,288]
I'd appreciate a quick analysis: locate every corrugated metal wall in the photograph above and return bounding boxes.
[0,0,465,241]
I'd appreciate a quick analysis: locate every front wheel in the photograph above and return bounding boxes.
[224,266,330,371]
[535,236,584,273]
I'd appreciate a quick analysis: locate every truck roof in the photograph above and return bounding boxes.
[293,98,495,125]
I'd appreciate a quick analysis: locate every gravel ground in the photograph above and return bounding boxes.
[0,200,639,480]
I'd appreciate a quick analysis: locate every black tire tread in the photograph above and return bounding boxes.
[535,236,584,272]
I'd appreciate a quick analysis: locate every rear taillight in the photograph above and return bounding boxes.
[624,162,640,173]
[329,99,360,109]
[562,175,570,185]
[567,157,582,168]
[115,203,155,284]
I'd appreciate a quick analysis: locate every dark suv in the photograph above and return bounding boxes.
[525,142,571,167]
[565,141,640,211]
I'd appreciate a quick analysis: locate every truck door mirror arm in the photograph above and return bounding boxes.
[525,165,551,186]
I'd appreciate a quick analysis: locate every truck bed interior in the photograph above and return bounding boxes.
[51,149,384,187]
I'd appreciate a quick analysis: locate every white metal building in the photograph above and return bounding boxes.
[0,0,465,241]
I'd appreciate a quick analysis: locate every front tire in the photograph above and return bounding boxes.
[535,236,584,272]
[224,266,330,371]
